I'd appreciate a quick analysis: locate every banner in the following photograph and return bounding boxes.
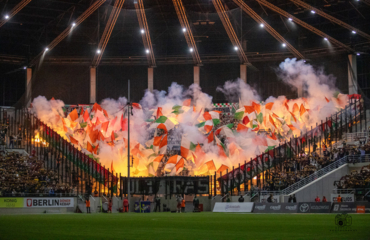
[330,194,354,202]
[253,203,298,213]
[213,202,254,213]
[331,202,370,213]
[297,202,331,213]
[0,198,24,208]
[24,198,74,208]
[120,176,209,195]
[260,195,280,203]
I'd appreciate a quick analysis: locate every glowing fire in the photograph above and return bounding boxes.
[32,133,49,147]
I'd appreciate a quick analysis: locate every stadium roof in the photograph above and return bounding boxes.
[0,0,369,66]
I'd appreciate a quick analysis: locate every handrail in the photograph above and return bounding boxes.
[89,195,96,202]
[281,156,349,196]
[332,189,356,194]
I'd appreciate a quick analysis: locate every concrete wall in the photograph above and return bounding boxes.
[282,164,350,202]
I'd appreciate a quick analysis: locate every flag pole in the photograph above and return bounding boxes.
[127,79,130,212]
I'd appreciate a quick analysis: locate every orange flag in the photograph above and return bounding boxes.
[103,109,109,117]
[156,107,163,119]
[289,111,297,122]
[93,144,99,154]
[299,104,306,117]
[293,103,299,113]
[87,142,94,153]
[159,135,168,149]
[183,99,191,107]
[111,131,115,142]
[132,103,141,109]
[69,109,78,122]
[265,102,274,110]
[252,102,261,113]
[101,121,109,132]
[237,123,248,133]
[92,103,102,112]
[207,131,214,143]
[203,112,212,121]
[217,164,229,173]
[269,115,277,129]
[205,160,216,171]
[244,105,255,114]
[83,109,90,122]
[69,135,78,145]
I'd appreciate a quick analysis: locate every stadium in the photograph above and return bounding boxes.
[1,0,370,239]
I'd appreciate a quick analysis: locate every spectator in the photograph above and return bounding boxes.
[267,194,273,203]
[85,198,91,213]
[226,196,231,202]
[293,194,297,203]
[315,196,320,202]
[322,196,327,202]
[176,195,183,213]
[288,195,293,203]
[93,188,99,197]
[123,198,129,212]
[238,194,244,202]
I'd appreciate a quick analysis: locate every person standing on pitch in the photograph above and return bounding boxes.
[238,194,244,202]
[85,198,91,214]
[176,195,183,213]
[155,196,161,212]
[181,198,186,213]
[123,198,129,212]
[108,199,113,213]
[193,195,199,212]
[315,196,320,202]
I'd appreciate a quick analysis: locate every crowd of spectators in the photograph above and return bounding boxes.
[262,142,370,191]
[334,164,370,189]
[0,151,73,197]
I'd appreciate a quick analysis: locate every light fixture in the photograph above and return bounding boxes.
[146,49,150,54]
[311,10,315,14]
[189,48,194,52]
[352,30,356,34]
[182,28,186,32]
[23,66,27,70]
[72,22,76,27]
[5,15,9,19]
[303,60,306,63]
[260,23,264,28]
[96,49,101,54]
[282,43,286,47]
[45,47,49,52]
[324,38,328,41]
[234,46,239,51]
[140,29,145,34]
[288,18,293,22]
[357,53,360,56]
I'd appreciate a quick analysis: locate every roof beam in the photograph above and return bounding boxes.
[232,0,305,60]
[289,0,370,41]
[256,0,354,52]
[212,0,249,64]
[172,0,202,66]
[0,0,32,28]
[29,0,107,67]
[135,0,155,67]
[92,0,125,67]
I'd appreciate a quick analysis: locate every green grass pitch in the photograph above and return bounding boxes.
[0,213,369,240]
